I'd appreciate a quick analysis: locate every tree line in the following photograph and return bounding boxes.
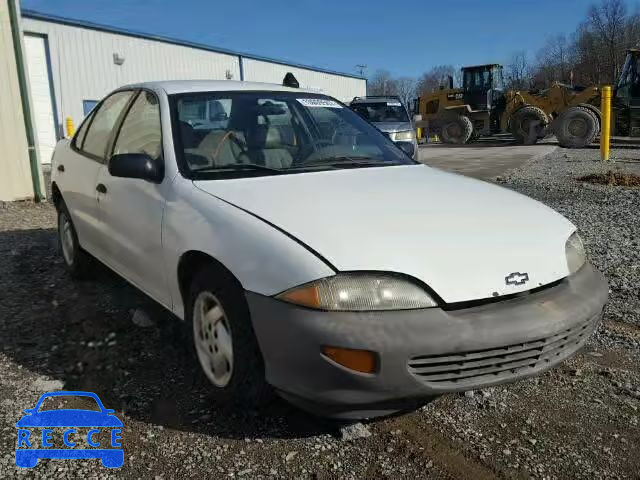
[366,0,639,106]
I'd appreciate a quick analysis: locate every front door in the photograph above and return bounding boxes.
[95,90,171,307]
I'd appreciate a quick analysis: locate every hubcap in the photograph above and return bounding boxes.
[446,123,462,138]
[568,118,588,137]
[193,291,233,387]
[59,213,75,266]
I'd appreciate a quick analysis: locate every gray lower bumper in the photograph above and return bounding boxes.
[246,263,607,418]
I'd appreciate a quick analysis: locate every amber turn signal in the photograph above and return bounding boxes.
[278,285,321,309]
[321,346,378,374]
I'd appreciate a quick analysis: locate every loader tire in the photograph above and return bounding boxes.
[441,115,473,144]
[575,104,601,134]
[555,107,598,148]
[510,106,548,145]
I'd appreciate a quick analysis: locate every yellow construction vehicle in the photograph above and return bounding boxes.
[415,64,602,148]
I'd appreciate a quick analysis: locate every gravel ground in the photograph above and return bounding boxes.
[0,147,639,479]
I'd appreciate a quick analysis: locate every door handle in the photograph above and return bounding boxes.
[57,164,65,172]
[96,183,107,194]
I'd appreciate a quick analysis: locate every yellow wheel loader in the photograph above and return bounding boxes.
[415,64,602,148]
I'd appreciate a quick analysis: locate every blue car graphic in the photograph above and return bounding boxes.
[15,391,123,468]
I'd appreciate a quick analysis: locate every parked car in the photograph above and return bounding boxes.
[349,95,418,158]
[50,79,608,419]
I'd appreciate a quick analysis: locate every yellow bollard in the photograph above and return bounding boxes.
[65,117,74,137]
[416,127,422,140]
[600,86,612,161]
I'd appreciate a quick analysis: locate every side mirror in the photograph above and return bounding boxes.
[109,153,163,183]
[23,409,35,414]
[396,141,415,158]
[413,114,422,122]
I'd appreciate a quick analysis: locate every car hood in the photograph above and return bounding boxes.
[373,122,413,133]
[16,410,123,427]
[194,165,575,303]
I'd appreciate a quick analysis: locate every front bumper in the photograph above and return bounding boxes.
[247,263,607,419]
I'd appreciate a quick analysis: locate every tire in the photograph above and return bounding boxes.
[56,201,92,279]
[186,266,272,408]
[469,130,481,142]
[440,115,473,144]
[510,106,548,145]
[554,107,599,148]
[576,104,601,132]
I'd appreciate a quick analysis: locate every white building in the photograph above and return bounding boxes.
[0,2,366,201]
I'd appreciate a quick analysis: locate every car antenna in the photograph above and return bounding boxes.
[283,72,299,88]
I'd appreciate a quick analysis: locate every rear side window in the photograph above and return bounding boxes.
[113,91,162,160]
[73,109,95,148]
[82,91,134,159]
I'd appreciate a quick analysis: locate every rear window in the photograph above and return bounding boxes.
[351,101,409,123]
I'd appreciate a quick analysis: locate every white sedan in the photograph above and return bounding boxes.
[51,79,608,419]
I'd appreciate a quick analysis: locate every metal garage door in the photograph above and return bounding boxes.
[24,34,57,164]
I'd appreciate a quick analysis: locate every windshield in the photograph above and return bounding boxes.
[464,69,492,92]
[171,92,414,178]
[350,101,409,123]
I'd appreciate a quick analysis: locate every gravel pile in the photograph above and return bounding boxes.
[0,147,638,479]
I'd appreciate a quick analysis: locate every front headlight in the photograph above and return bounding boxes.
[276,273,438,311]
[394,130,415,142]
[565,231,586,274]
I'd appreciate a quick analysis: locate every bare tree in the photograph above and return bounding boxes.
[367,70,397,96]
[416,65,457,94]
[394,77,417,108]
[506,51,530,89]
[532,34,572,86]
[588,0,627,82]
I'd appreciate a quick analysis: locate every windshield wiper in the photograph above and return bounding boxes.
[292,156,394,170]
[191,163,283,174]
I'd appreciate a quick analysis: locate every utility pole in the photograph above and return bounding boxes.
[356,64,367,77]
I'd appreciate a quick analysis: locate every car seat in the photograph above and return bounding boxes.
[246,125,294,169]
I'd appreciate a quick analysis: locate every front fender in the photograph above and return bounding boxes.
[162,176,335,319]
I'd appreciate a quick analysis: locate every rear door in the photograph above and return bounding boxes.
[94,90,170,306]
[58,90,135,259]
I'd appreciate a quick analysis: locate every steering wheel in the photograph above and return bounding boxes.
[213,131,248,163]
[296,139,335,164]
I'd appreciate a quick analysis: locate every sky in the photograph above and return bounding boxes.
[19,0,637,79]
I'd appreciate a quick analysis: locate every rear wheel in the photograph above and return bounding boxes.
[440,115,473,144]
[186,266,272,407]
[510,106,548,145]
[554,107,599,148]
[57,201,92,279]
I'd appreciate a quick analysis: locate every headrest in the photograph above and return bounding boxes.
[247,125,283,149]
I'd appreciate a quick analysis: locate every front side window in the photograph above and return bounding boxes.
[172,92,414,177]
[82,91,134,159]
[113,91,162,160]
[350,101,409,123]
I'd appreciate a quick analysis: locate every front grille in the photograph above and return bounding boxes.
[408,319,595,388]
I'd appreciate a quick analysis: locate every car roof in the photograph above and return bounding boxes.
[121,80,319,96]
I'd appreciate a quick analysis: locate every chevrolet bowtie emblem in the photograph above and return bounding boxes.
[505,272,529,286]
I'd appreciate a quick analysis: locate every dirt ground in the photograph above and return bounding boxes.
[0,147,639,479]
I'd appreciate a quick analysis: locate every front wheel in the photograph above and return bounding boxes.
[186,267,272,407]
[440,115,473,144]
[510,106,548,145]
